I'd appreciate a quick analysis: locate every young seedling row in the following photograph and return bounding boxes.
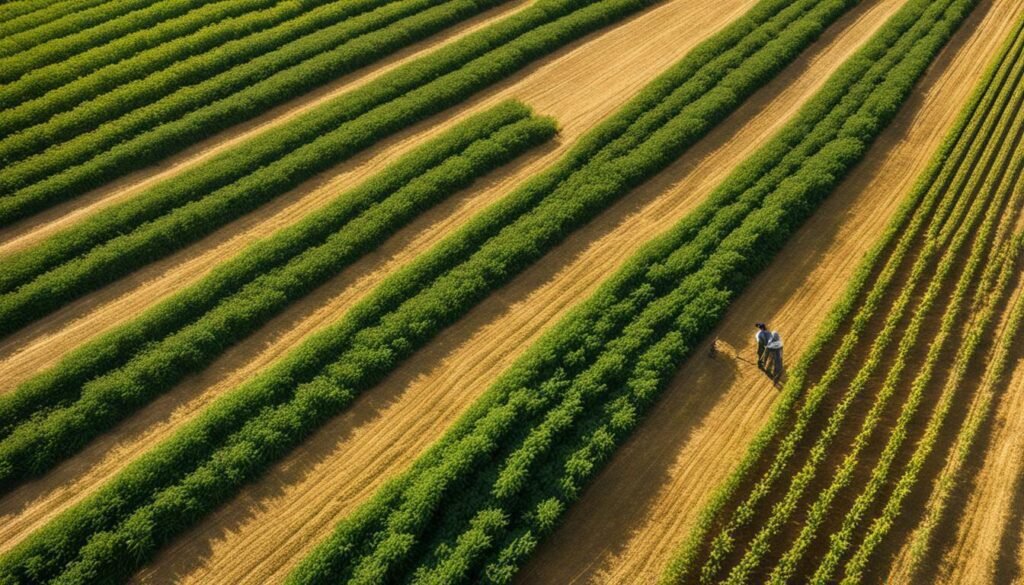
[664,12,1024,583]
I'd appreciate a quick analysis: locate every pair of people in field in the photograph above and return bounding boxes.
[755,322,783,382]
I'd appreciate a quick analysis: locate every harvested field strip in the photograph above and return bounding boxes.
[0,0,657,334]
[0,101,555,491]
[0,0,460,161]
[662,13,1024,584]
[0,0,514,220]
[0,0,213,80]
[0,0,347,125]
[288,0,978,581]
[0,0,870,579]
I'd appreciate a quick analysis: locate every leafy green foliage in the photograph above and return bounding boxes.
[664,9,1023,585]
[0,0,512,216]
[0,0,863,580]
[0,100,556,491]
[0,0,338,129]
[0,0,112,41]
[287,0,978,582]
[0,0,206,80]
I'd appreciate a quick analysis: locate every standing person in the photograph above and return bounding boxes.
[766,330,784,381]
[755,323,771,370]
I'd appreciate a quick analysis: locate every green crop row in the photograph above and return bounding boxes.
[0,0,634,334]
[0,0,111,40]
[895,241,1024,583]
[0,0,864,579]
[287,0,979,582]
[779,141,1023,585]
[0,0,435,159]
[837,231,1024,585]
[0,0,502,195]
[0,0,147,55]
[0,0,317,119]
[0,0,208,82]
[0,100,556,490]
[663,12,1024,583]
[743,52,1024,585]
[806,80,1024,585]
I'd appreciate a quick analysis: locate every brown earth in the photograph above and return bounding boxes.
[2,0,763,562]
[0,0,533,388]
[113,0,945,580]
[924,313,1024,584]
[517,0,1023,582]
[1,0,1017,582]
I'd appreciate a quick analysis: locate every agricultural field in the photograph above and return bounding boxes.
[0,0,1022,582]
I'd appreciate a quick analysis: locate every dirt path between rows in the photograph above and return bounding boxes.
[113,0,937,580]
[0,0,533,389]
[517,0,1022,582]
[0,0,758,564]
[928,319,1024,584]
[0,0,532,256]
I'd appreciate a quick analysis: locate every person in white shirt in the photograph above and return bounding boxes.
[765,330,784,381]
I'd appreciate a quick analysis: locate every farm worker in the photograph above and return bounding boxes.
[766,331,784,381]
[755,323,771,370]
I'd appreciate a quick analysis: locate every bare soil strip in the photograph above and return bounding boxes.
[0,0,758,566]
[114,0,940,580]
[928,321,1024,584]
[516,0,1022,581]
[0,0,531,257]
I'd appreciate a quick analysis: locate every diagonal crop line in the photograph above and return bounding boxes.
[287,0,980,581]
[764,57,1024,585]
[894,233,1024,582]
[665,4,1021,581]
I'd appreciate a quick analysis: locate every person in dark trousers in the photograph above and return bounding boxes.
[766,330,784,381]
[755,323,771,370]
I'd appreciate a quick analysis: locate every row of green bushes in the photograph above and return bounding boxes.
[0,101,556,489]
[0,0,492,190]
[288,0,980,581]
[0,0,602,326]
[664,9,1021,583]
[0,0,111,40]
[0,0,206,82]
[0,0,306,119]
[0,0,147,54]
[0,0,861,579]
